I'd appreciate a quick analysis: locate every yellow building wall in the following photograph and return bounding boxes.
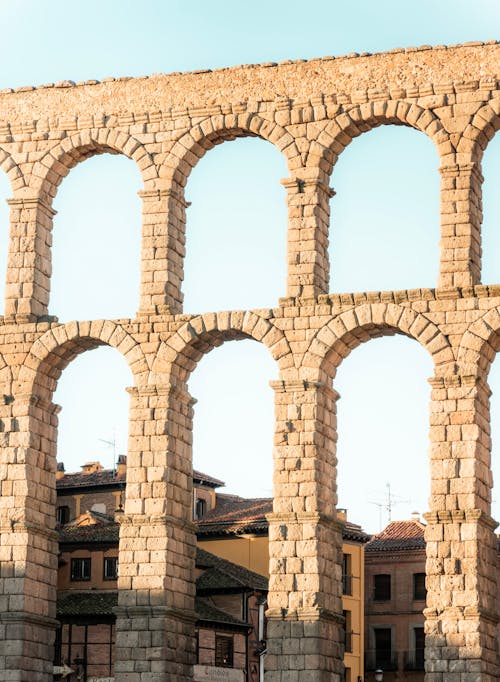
[198,532,365,680]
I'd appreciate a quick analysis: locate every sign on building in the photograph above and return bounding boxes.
[194,665,244,682]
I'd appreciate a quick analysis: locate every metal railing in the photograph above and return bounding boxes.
[364,649,398,671]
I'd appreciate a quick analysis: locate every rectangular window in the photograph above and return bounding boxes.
[374,573,391,601]
[215,635,233,668]
[343,610,352,653]
[70,557,91,581]
[56,506,70,525]
[414,627,425,669]
[374,627,393,669]
[342,553,352,596]
[413,572,426,601]
[103,556,118,580]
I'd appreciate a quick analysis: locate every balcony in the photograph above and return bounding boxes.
[365,649,398,671]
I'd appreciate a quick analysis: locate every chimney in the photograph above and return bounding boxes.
[56,462,65,481]
[116,455,127,476]
[81,461,103,474]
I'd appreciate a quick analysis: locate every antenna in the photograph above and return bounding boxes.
[98,429,117,472]
[369,482,411,530]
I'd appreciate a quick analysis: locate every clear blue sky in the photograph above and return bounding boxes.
[0,1,499,533]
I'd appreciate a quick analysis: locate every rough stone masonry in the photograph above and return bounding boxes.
[0,41,498,681]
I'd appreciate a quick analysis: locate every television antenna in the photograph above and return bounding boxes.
[369,483,411,531]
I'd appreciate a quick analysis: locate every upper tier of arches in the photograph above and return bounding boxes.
[0,73,496,319]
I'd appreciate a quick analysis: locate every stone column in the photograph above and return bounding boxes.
[439,161,483,289]
[424,374,499,680]
[281,176,334,301]
[5,195,56,321]
[266,379,344,682]
[0,393,60,681]
[138,185,189,316]
[114,383,196,682]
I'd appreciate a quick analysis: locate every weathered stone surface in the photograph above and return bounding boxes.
[0,41,499,681]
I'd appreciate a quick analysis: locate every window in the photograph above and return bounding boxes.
[343,610,352,653]
[215,635,233,667]
[374,573,391,601]
[374,627,393,669]
[103,556,118,580]
[342,553,352,596]
[195,498,207,519]
[56,506,70,525]
[70,557,91,581]
[413,572,426,601]
[414,627,425,669]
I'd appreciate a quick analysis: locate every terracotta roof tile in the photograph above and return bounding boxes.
[366,520,426,552]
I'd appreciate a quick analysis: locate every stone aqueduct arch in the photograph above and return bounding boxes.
[0,41,498,681]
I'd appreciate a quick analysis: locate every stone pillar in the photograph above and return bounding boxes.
[114,383,196,682]
[138,185,189,316]
[0,394,60,681]
[439,161,483,289]
[424,374,499,680]
[266,379,344,682]
[281,176,334,300]
[5,195,56,321]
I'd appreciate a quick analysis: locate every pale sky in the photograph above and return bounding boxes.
[0,0,499,533]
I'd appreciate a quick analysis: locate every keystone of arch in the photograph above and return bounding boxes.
[303,303,454,378]
[458,307,500,376]
[18,320,150,393]
[154,311,293,381]
[165,112,300,187]
[312,101,447,174]
[32,128,158,199]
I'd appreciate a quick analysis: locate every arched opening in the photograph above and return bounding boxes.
[333,334,432,676]
[188,338,277,666]
[51,154,142,320]
[0,170,10,315]
[329,126,440,293]
[48,344,132,679]
[183,137,288,313]
[480,132,500,284]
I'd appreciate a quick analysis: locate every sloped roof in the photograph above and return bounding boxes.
[366,519,426,552]
[197,493,369,543]
[57,591,248,628]
[197,494,272,536]
[59,512,119,544]
[57,467,222,490]
[57,591,117,617]
[196,547,268,593]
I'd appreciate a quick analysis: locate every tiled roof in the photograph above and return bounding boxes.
[197,493,369,543]
[57,591,117,617]
[366,519,426,552]
[196,494,272,536]
[196,547,268,592]
[57,467,222,489]
[57,468,126,490]
[59,513,119,544]
[57,591,249,628]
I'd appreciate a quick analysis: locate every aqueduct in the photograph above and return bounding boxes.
[0,41,499,681]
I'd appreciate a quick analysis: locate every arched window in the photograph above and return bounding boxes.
[51,154,142,320]
[329,126,439,294]
[184,137,287,313]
